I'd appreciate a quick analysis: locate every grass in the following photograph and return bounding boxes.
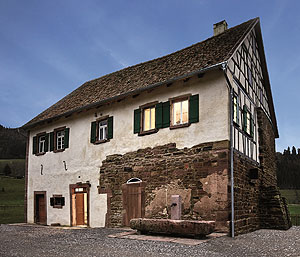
[0,159,25,177]
[280,189,300,204]
[0,176,25,224]
[288,204,300,215]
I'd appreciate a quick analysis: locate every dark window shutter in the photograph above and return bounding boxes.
[189,94,199,123]
[134,108,141,134]
[155,103,163,129]
[50,197,54,206]
[50,132,54,151]
[32,136,37,155]
[250,115,254,137]
[162,101,170,128]
[61,197,65,206]
[243,105,247,132]
[107,116,113,139]
[44,133,49,152]
[91,121,97,143]
[64,128,70,148]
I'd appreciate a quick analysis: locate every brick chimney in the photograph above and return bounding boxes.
[213,20,228,36]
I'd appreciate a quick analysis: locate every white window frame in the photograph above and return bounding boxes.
[171,99,189,126]
[98,120,108,141]
[56,130,65,150]
[38,135,45,153]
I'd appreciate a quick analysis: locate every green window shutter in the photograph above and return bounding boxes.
[107,116,113,139]
[189,94,199,123]
[32,136,37,154]
[155,103,163,129]
[250,115,254,137]
[50,132,54,151]
[162,101,170,128]
[44,133,49,152]
[64,128,70,148]
[134,108,141,134]
[242,105,247,132]
[91,121,97,143]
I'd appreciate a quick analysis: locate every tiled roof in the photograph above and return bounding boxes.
[24,18,258,129]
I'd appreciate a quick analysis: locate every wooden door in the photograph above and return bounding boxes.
[75,193,85,225]
[35,193,46,225]
[122,182,145,226]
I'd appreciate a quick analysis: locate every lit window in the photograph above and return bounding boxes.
[143,106,155,131]
[98,120,108,140]
[56,130,65,150]
[172,99,188,125]
[38,135,46,153]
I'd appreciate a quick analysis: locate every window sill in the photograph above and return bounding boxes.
[169,123,190,130]
[94,139,110,144]
[53,205,63,209]
[53,149,65,153]
[35,152,46,156]
[138,128,158,136]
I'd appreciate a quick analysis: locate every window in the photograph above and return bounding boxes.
[53,127,69,152]
[243,105,254,137]
[172,99,188,126]
[32,127,69,155]
[233,93,239,125]
[133,94,199,134]
[56,130,65,150]
[90,116,113,144]
[50,195,65,209]
[143,106,155,131]
[38,135,46,153]
[98,120,108,140]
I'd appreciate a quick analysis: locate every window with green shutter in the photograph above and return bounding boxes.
[32,136,37,154]
[189,94,199,124]
[90,121,97,143]
[155,103,163,129]
[91,116,113,144]
[107,116,113,139]
[134,108,141,134]
[242,105,253,137]
[50,132,54,151]
[162,101,170,128]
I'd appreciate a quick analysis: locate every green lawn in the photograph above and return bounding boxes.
[0,159,25,177]
[288,204,300,215]
[280,189,300,204]
[0,176,25,224]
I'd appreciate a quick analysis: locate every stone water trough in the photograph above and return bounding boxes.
[130,218,215,237]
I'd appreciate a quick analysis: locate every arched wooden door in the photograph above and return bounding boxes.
[122,181,145,227]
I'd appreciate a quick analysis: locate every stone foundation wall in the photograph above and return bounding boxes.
[233,108,291,235]
[99,140,230,232]
[233,153,261,235]
[257,108,291,230]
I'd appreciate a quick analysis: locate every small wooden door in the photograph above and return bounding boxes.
[35,192,47,225]
[122,182,145,226]
[75,193,85,225]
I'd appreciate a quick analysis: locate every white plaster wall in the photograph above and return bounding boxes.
[27,70,230,227]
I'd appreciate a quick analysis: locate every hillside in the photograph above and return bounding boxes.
[0,125,27,159]
[276,146,300,189]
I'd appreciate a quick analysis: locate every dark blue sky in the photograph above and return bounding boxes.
[0,0,299,151]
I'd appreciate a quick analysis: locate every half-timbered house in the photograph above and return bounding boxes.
[23,18,290,235]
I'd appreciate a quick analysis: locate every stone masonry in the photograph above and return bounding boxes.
[99,140,230,232]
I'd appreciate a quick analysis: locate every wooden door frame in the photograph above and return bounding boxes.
[69,183,90,227]
[122,181,146,226]
[34,191,47,225]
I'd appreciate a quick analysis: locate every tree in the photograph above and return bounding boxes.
[3,164,11,176]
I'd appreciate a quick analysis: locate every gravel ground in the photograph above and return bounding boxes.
[0,224,299,257]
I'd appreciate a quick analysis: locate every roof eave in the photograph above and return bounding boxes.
[22,61,225,130]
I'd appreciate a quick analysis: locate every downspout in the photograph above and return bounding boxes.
[222,63,235,238]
